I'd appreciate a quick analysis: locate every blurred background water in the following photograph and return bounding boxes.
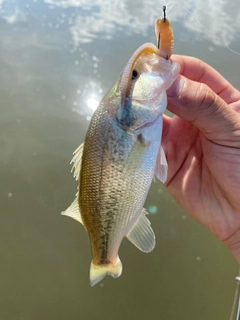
[0,0,240,319]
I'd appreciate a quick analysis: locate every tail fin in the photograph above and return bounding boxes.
[90,256,122,287]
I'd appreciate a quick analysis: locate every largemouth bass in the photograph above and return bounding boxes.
[62,12,180,287]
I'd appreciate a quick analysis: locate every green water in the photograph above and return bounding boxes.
[1,0,240,319]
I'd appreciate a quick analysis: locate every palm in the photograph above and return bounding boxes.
[161,55,240,256]
[163,114,240,240]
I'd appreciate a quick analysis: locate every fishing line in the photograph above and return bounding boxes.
[165,1,240,57]
[229,268,240,320]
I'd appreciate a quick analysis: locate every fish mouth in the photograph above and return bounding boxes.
[120,43,165,109]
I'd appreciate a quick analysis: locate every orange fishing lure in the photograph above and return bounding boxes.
[155,6,174,60]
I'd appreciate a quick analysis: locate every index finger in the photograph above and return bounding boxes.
[171,55,240,105]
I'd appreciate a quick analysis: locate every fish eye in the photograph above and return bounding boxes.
[131,69,139,80]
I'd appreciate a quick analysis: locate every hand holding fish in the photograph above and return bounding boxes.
[163,55,240,263]
[62,6,240,285]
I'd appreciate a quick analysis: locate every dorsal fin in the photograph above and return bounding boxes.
[70,143,84,181]
[61,197,83,225]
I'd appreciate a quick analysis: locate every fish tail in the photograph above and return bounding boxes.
[89,256,122,287]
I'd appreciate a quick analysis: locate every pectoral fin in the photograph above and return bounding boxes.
[70,143,84,181]
[61,197,83,225]
[126,209,155,253]
[154,146,168,183]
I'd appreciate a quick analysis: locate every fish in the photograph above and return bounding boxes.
[62,9,180,287]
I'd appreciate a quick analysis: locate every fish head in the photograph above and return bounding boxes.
[113,43,180,132]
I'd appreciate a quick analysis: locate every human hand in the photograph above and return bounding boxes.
[162,55,240,263]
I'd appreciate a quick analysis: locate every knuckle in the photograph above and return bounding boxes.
[196,83,217,112]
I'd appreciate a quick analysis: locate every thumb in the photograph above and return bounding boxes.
[166,75,238,140]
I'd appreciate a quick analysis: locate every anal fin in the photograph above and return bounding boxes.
[126,209,155,253]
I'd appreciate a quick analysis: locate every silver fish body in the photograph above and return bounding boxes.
[62,43,180,286]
